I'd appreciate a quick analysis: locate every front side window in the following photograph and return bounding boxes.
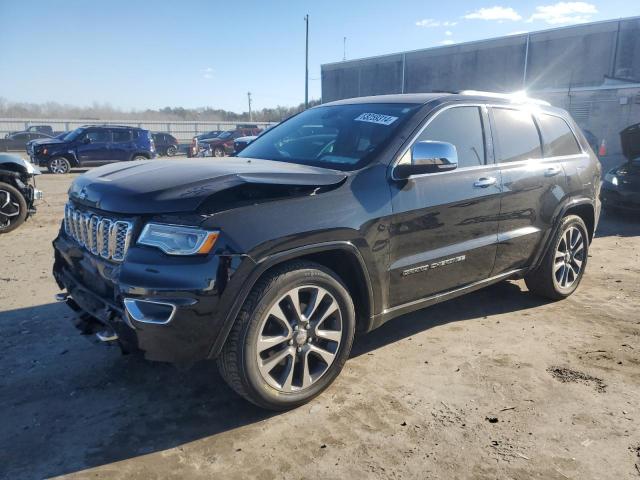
[414,106,486,168]
[491,108,542,163]
[85,130,110,143]
[238,103,420,170]
[537,114,581,157]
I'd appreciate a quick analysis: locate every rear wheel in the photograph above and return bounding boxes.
[525,215,589,300]
[47,157,71,174]
[217,261,356,410]
[0,182,27,234]
[166,146,177,157]
[132,155,148,161]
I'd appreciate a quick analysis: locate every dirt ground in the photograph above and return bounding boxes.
[1,170,639,480]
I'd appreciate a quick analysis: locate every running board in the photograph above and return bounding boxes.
[375,268,525,325]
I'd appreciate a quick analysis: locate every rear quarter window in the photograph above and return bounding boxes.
[537,114,581,157]
[491,108,542,163]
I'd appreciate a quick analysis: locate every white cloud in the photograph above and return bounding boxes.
[416,18,458,27]
[445,30,453,36]
[440,39,455,45]
[464,6,522,21]
[202,67,214,80]
[507,30,529,35]
[527,2,597,24]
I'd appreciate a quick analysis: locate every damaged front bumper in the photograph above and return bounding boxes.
[53,232,250,363]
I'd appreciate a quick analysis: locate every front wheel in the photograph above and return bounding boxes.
[48,157,71,174]
[217,261,356,410]
[213,146,225,157]
[525,215,589,300]
[0,182,28,234]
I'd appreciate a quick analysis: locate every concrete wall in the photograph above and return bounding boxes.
[321,17,640,156]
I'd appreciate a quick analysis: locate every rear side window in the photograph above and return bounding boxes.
[416,106,486,168]
[491,108,542,163]
[537,114,581,157]
[112,129,131,143]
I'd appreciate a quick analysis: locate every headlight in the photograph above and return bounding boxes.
[604,173,618,186]
[138,223,219,255]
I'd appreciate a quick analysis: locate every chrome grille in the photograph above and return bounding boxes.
[64,203,133,262]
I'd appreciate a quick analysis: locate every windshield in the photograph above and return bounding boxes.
[217,131,232,139]
[63,128,84,142]
[238,103,419,170]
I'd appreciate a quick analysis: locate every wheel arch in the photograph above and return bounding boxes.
[208,241,375,358]
[528,197,596,273]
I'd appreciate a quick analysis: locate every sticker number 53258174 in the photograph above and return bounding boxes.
[354,113,399,126]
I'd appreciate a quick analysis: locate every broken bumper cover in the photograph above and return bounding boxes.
[52,233,250,363]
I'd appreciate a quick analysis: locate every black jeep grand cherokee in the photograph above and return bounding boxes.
[53,92,601,410]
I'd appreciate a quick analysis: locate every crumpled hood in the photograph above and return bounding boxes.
[33,137,65,146]
[69,158,347,214]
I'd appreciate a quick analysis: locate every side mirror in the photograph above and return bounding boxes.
[394,141,458,179]
[82,137,91,144]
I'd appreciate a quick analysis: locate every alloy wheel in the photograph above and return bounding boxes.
[256,285,343,393]
[0,189,20,230]
[554,226,585,289]
[49,158,69,174]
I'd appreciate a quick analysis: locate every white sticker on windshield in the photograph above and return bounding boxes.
[354,113,398,126]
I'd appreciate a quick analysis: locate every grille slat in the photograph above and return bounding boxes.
[64,203,133,262]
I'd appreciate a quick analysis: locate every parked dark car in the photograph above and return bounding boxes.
[31,125,156,174]
[233,135,257,154]
[0,154,43,233]
[0,132,53,152]
[200,127,262,157]
[52,92,600,410]
[152,133,179,156]
[8,125,54,136]
[195,130,223,141]
[601,122,640,211]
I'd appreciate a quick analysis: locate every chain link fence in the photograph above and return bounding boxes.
[0,119,275,143]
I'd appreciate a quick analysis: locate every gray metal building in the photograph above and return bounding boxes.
[321,17,640,156]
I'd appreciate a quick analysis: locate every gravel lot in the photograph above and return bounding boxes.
[1,170,639,479]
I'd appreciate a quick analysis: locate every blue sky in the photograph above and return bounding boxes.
[0,0,637,112]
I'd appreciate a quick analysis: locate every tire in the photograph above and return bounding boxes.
[525,215,589,300]
[166,146,177,157]
[131,155,148,162]
[47,157,71,174]
[0,181,28,234]
[213,146,225,157]
[217,261,356,410]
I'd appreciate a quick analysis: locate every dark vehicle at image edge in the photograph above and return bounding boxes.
[32,125,155,174]
[53,92,601,410]
[0,154,43,233]
[601,122,640,211]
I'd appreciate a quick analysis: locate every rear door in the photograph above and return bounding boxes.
[489,107,568,275]
[387,104,502,308]
[109,129,134,161]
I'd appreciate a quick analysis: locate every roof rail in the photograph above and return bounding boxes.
[458,90,551,106]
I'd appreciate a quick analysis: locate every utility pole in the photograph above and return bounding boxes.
[247,92,252,121]
[304,14,309,109]
[343,36,347,61]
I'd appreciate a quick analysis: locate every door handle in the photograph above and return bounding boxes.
[473,177,497,188]
[544,166,562,177]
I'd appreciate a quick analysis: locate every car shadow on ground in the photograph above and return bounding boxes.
[595,208,640,239]
[1,281,547,479]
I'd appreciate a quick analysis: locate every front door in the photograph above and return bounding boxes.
[387,104,501,309]
[76,129,111,165]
